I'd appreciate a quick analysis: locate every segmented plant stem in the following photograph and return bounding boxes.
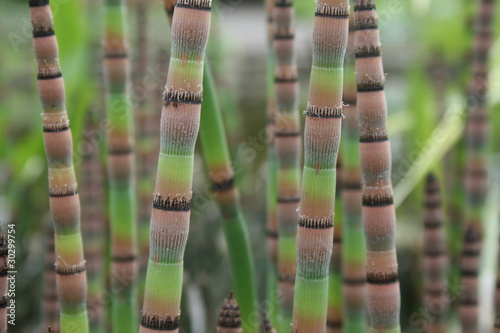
[291,1,349,331]
[272,0,301,327]
[423,174,448,333]
[29,1,89,331]
[341,84,367,333]
[217,292,242,333]
[140,1,212,332]
[353,0,401,331]
[459,1,493,332]
[44,227,59,331]
[102,0,138,330]
[0,230,7,333]
[81,114,106,332]
[494,314,500,332]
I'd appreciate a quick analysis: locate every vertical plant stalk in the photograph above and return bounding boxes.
[266,0,279,269]
[140,1,211,332]
[353,1,401,332]
[199,65,259,332]
[494,314,500,333]
[0,230,7,333]
[422,173,448,333]
[263,313,277,333]
[217,292,242,333]
[460,0,493,331]
[44,226,59,331]
[81,113,106,332]
[327,160,343,332]
[340,84,367,333]
[29,1,89,331]
[102,0,138,330]
[292,1,349,332]
[272,0,301,328]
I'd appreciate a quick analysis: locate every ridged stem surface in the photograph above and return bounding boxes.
[29,1,89,331]
[140,1,212,332]
[291,1,349,332]
[353,0,401,331]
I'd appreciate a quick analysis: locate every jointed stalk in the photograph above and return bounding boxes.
[43,227,59,331]
[102,0,138,330]
[460,0,493,331]
[292,1,349,332]
[140,1,212,331]
[422,173,448,333]
[272,0,301,328]
[0,230,7,333]
[353,1,401,331]
[217,292,242,333]
[29,1,89,331]
[341,85,367,333]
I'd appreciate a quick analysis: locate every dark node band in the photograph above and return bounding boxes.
[274,34,294,40]
[0,296,7,309]
[343,182,362,190]
[425,249,446,258]
[267,230,278,239]
[37,69,62,80]
[175,0,211,11]
[212,177,235,192]
[357,79,384,92]
[366,271,398,285]
[108,147,133,155]
[141,313,180,331]
[274,77,298,83]
[43,125,69,133]
[462,249,480,257]
[354,3,375,11]
[460,269,478,277]
[218,295,242,328]
[275,0,292,8]
[424,220,442,229]
[0,267,7,277]
[343,277,366,285]
[49,188,78,198]
[33,27,55,38]
[153,195,192,212]
[29,0,49,7]
[354,18,378,31]
[111,255,137,262]
[355,45,381,59]
[359,133,388,143]
[459,299,478,306]
[163,89,203,105]
[305,104,343,118]
[277,196,300,203]
[278,274,296,283]
[425,200,441,209]
[315,13,349,19]
[298,216,333,229]
[362,194,393,207]
[55,262,86,276]
[327,320,342,328]
[315,4,349,18]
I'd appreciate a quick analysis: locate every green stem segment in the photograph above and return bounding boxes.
[460,0,493,331]
[353,1,401,332]
[340,84,367,333]
[140,1,212,332]
[272,0,301,329]
[102,0,138,331]
[199,64,259,333]
[29,1,89,331]
[292,1,349,332]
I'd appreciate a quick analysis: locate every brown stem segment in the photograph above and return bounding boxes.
[217,292,242,333]
[353,0,401,331]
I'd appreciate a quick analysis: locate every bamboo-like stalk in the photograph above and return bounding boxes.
[341,84,367,333]
[199,64,259,332]
[460,0,493,331]
[44,227,59,332]
[140,1,212,332]
[327,160,342,332]
[29,1,89,331]
[102,0,138,330]
[266,0,278,269]
[291,1,349,332]
[353,1,401,332]
[217,292,242,333]
[0,230,7,333]
[272,0,301,329]
[423,173,448,333]
[263,313,277,333]
[494,314,500,333]
[81,113,106,333]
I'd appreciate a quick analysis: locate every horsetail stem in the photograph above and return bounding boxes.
[272,0,301,328]
[217,292,242,333]
[291,1,349,331]
[140,1,212,331]
[81,114,106,332]
[266,0,279,269]
[353,0,401,331]
[327,159,343,332]
[460,0,493,331]
[28,1,89,331]
[44,227,59,331]
[102,0,138,330]
[0,230,7,333]
[341,84,367,333]
[494,314,500,332]
[423,173,448,333]
[263,312,277,333]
